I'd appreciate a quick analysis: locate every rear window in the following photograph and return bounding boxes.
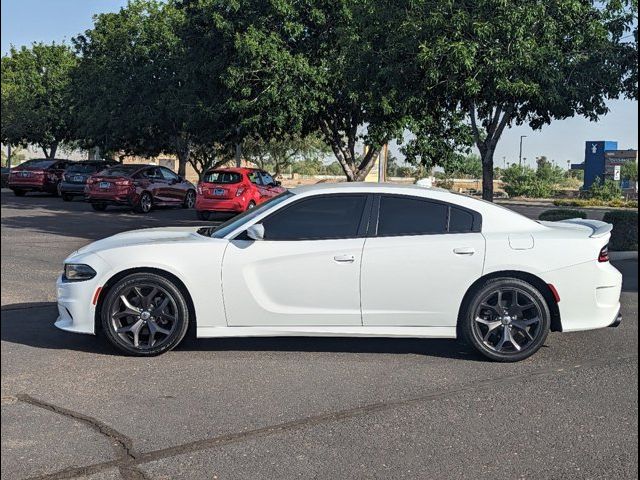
[17,159,56,169]
[100,165,142,177]
[203,171,242,184]
[66,163,105,174]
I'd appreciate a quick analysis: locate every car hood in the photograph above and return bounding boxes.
[74,226,211,256]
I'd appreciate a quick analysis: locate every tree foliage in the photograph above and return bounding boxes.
[1,43,78,158]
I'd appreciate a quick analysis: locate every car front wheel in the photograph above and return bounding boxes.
[101,272,190,356]
[460,278,550,362]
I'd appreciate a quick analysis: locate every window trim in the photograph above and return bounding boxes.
[251,193,374,241]
[371,193,482,238]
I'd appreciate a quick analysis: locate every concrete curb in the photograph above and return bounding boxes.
[610,251,638,261]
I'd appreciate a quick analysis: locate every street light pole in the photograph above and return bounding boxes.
[519,135,527,166]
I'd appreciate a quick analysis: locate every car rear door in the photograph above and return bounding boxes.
[159,167,184,203]
[361,194,485,327]
[146,167,170,203]
[222,193,372,326]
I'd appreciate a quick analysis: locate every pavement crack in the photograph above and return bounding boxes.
[15,394,150,480]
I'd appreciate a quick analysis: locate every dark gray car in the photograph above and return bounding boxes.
[59,161,117,201]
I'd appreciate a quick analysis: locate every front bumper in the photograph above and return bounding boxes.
[609,311,623,328]
[55,273,103,335]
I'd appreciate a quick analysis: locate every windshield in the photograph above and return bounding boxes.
[206,191,294,238]
[203,171,242,184]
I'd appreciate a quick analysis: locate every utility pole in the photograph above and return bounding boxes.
[519,135,527,166]
[7,144,11,168]
[235,127,242,167]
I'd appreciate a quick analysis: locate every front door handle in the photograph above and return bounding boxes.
[333,254,355,263]
[453,247,476,255]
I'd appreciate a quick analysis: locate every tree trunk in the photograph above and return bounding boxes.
[481,150,494,201]
[175,136,190,178]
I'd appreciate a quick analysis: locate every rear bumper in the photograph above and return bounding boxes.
[86,192,135,206]
[195,196,247,212]
[543,261,623,333]
[59,182,87,194]
[8,181,55,192]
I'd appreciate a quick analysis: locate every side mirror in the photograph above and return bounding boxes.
[246,224,265,241]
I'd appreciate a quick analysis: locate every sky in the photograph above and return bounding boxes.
[2,0,638,168]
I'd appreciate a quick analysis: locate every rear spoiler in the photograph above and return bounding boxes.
[556,218,613,238]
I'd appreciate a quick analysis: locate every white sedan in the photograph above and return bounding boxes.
[56,183,623,361]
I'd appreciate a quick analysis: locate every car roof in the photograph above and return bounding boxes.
[206,167,260,174]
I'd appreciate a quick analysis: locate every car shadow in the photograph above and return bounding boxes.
[0,302,483,361]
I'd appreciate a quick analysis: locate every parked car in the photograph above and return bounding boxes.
[59,160,117,201]
[195,167,286,220]
[85,164,196,213]
[7,158,72,196]
[1,167,10,188]
[55,183,622,360]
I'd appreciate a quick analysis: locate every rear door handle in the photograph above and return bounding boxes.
[333,254,355,263]
[453,247,476,255]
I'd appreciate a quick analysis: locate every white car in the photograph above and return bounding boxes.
[56,183,623,361]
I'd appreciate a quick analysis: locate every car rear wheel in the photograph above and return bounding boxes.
[91,203,107,211]
[62,193,73,202]
[183,190,196,209]
[135,192,153,214]
[460,278,550,362]
[196,210,210,221]
[101,273,190,356]
[13,189,27,197]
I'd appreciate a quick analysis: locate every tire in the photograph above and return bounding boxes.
[460,278,550,362]
[100,272,190,356]
[196,210,210,221]
[55,182,62,197]
[91,203,107,211]
[183,190,196,209]
[62,193,74,202]
[13,189,26,197]
[247,201,256,210]
[134,192,153,213]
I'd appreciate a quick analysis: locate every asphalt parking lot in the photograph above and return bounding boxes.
[1,190,638,480]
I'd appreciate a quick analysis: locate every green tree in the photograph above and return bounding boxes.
[400,0,637,200]
[1,43,78,158]
[621,160,638,183]
[442,154,483,179]
[73,0,232,176]
[180,0,458,181]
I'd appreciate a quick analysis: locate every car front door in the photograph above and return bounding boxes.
[159,167,183,203]
[146,167,169,203]
[361,194,486,327]
[222,194,371,326]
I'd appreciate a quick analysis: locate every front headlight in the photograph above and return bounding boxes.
[64,263,97,282]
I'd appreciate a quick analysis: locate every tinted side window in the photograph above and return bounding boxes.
[449,207,475,233]
[377,196,448,236]
[261,195,367,240]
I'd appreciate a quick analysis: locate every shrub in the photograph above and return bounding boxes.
[501,164,556,198]
[603,210,638,251]
[589,177,623,201]
[538,209,587,221]
[553,198,638,208]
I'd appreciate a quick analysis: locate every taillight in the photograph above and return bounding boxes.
[236,186,246,197]
[115,178,132,187]
[197,183,203,195]
[598,245,610,263]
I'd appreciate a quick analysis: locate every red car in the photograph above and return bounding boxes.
[8,158,72,196]
[85,164,196,213]
[195,167,286,220]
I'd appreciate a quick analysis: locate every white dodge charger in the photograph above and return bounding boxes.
[56,183,623,361]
